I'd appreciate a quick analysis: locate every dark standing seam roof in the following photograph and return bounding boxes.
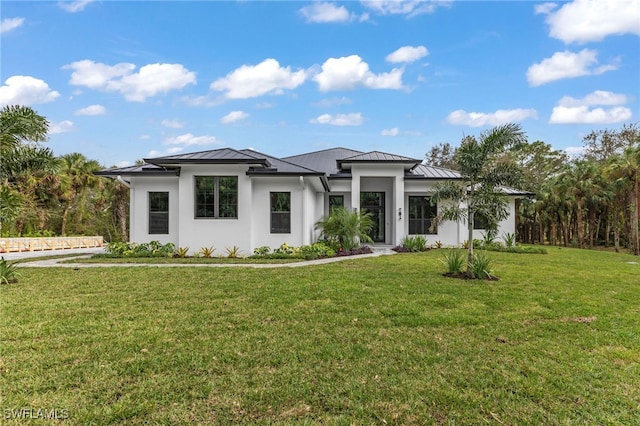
[144,147,271,166]
[406,164,462,179]
[283,147,363,175]
[339,151,421,163]
[94,163,179,176]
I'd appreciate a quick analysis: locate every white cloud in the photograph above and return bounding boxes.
[299,2,352,23]
[544,0,640,44]
[161,119,184,129]
[312,97,352,108]
[313,55,404,91]
[310,113,364,126]
[447,108,538,127]
[63,60,196,102]
[549,90,632,124]
[557,90,629,107]
[148,147,184,157]
[220,110,249,124]
[1,17,24,34]
[164,133,218,146]
[211,58,306,99]
[526,49,618,86]
[0,75,60,106]
[74,104,106,116]
[58,1,94,13]
[534,2,558,15]
[49,120,75,134]
[139,134,151,140]
[386,46,429,63]
[362,0,451,17]
[381,127,400,136]
[116,160,133,168]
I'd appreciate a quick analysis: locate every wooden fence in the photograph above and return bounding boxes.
[0,236,104,253]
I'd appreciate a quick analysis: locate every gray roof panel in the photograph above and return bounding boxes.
[144,147,270,166]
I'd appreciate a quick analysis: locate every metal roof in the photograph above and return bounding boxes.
[94,163,179,177]
[144,147,271,166]
[406,164,462,179]
[283,147,363,175]
[338,151,421,167]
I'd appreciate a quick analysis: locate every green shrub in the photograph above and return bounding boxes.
[0,257,20,284]
[175,247,190,258]
[315,207,374,252]
[401,235,428,252]
[199,246,215,258]
[253,246,271,257]
[105,241,175,258]
[502,232,516,248]
[225,246,242,258]
[441,249,465,274]
[470,251,494,279]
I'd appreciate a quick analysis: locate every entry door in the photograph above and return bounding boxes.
[361,192,385,243]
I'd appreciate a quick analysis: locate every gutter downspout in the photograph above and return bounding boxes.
[116,175,131,188]
[300,176,308,245]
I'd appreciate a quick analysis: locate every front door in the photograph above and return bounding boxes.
[361,192,385,243]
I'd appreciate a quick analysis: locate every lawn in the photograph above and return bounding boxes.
[1,248,639,424]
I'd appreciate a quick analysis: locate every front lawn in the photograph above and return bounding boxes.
[1,248,638,424]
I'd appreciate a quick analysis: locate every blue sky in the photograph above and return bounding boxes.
[2,0,638,168]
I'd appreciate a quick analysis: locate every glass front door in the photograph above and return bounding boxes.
[361,192,385,243]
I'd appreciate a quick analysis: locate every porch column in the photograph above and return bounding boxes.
[351,171,361,212]
[394,175,405,246]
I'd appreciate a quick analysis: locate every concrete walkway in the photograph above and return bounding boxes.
[7,247,396,268]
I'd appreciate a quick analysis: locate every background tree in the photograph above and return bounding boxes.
[425,142,458,170]
[431,123,527,277]
[0,105,49,151]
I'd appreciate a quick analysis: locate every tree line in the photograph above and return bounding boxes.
[427,123,640,255]
[0,105,128,241]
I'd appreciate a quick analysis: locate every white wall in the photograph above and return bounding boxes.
[129,176,179,246]
[176,165,253,256]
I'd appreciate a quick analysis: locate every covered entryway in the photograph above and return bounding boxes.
[361,192,385,243]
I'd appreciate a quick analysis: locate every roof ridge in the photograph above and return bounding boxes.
[239,149,323,174]
[283,146,363,159]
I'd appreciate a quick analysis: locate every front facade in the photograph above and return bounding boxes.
[97,147,526,254]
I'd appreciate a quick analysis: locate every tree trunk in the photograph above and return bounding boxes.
[61,206,70,236]
[467,209,474,278]
[632,175,639,256]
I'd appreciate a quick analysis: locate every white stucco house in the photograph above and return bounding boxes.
[97,147,530,254]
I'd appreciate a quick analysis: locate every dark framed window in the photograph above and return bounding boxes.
[270,192,291,233]
[408,196,437,234]
[473,212,490,230]
[149,192,169,234]
[329,195,344,211]
[195,176,238,219]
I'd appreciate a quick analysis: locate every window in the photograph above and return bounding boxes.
[270,192,291,233]
[473,212,490,230]
[408,196,437,234]
[329,195,344,211]
[149,192,169,234]
[195,176,238,218]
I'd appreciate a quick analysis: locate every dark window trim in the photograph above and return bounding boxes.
[408,195,437,235]
[194,176,238,219]
[270,191,291,234]
[149,191,169,234]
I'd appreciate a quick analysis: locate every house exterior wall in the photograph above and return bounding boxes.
[129,176,179,246]
[176,164,253,256]
[250,176,317,251]
[125,164,520,253]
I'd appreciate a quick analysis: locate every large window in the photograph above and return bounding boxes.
[149,192,169,234]
[329,195,344,211]
[408,196,437,234]
[473,212,490,230]
[270,192,291,233]
[195,176,238,219]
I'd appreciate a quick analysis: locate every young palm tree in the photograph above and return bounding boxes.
[0,105,49,151]
[431,123,527,278]
[57,153,103,235]
[315,207,374,252]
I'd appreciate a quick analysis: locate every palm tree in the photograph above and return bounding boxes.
[431,123,527,277]
[0,105,49,151]
[57,153,102,235]
[605,145,640,255]
[315,207,374,251]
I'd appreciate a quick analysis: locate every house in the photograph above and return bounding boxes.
[96,147,530,254]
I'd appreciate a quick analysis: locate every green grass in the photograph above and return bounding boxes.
[63,256,303,264]
[1,248,639,424]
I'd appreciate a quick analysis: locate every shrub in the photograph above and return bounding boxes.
[225,246,242,258]
[470,251,494,279]
[0,257,20,284]
[299,241,336,259]
[315,207,374,252]
[433,240,443,249]
[253,246,271,257]
[199,246,215,258]
[105,241,175,258]
[175,247,190,258]
[441,249,465,274]
[502,232,516,248]
[400,235,428,252]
